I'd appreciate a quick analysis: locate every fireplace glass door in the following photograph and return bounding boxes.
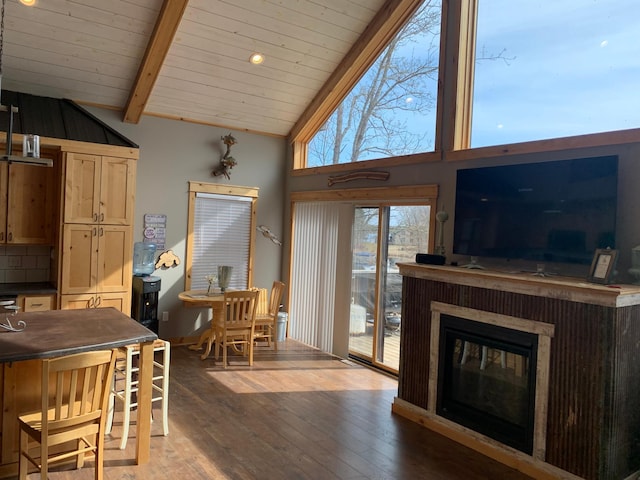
[436,314,538,454]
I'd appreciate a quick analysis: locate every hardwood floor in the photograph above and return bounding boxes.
[26,340,533,480]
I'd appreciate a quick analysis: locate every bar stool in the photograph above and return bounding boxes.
[106,338,170,449]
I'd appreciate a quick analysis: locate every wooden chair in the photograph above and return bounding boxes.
[18,349,117,480]
[214,290,259,367]
[253,281,285,350]
[106,338,170,449]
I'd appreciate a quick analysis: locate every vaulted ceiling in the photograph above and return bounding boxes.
[1,0,390,138]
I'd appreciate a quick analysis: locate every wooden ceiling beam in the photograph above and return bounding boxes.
[123,0,189,124]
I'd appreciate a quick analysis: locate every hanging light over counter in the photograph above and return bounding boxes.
[0,0,51,167]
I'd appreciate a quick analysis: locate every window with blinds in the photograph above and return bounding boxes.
[186,182,258,291]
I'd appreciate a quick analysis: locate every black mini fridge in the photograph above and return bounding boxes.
[131,275,161,334]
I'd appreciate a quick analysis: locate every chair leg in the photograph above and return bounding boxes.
[76,438,85,469]
[273,324,278,351]
[41,439,48,479]
[18,430,28,480]
[222,341,228,368]
[161,341,170,436]
[106,368,117,434]
[119,347,134,450]
[95,433,105,480]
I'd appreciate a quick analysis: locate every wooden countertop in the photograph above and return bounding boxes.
[398,263,640,308]
[0,307,157,363]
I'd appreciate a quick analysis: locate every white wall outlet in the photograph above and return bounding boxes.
[162,311,169,322]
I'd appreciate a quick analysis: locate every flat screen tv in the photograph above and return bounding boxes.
[453,155,618,265]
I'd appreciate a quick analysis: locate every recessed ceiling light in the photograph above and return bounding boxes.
[20,0,36,6]
[249,53,264,65]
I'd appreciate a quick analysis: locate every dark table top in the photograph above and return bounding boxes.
[0,307,157,363]
[0,282,57,296]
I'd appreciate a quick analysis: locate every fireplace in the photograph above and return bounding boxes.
[424,301,554,462]
[436,314,538,454]
[396,265,640,479]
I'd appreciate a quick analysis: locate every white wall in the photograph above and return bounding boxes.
[87,108,287,339]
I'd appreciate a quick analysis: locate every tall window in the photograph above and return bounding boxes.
[470,0,640,147]
[307,0,442,167]
[185,182,257,291]
[294,0,640,171]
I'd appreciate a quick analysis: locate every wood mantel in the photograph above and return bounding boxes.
[394,263,640,480]
[398,262,640,307]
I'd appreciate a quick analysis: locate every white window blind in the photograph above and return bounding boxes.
[191,193,252,290]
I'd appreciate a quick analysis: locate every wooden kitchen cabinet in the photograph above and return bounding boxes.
[60,223,132,295]
[58,152,135,315]
[59,291,130,313]
[63,153,135,225]
[17,294,56,312]
[0,159,56,244]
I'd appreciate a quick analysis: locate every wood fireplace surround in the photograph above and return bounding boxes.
[393,263,640,480]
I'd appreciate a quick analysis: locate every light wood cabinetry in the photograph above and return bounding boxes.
[17,294,55,312]
[59,220,133,314]
[58,152,136,315]
[63,153,135,225]
[0,158,56,244]
[59,292,130,312]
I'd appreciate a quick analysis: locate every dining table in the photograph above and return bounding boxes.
[0,307,157,477]
[178,289,227,360]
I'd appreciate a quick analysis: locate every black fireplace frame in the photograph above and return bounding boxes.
[436,314,538,454]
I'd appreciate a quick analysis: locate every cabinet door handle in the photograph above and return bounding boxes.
[31,303,43,307]
[93,227,97,236]
[88,296,95,308]
[0,232,3,241]
[100,212,104,222]
[93,213,98,222]
[7,232,12,242]
[99,227,104,237]
[95,296,102,307]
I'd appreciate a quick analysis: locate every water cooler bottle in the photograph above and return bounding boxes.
[131,242,160,333]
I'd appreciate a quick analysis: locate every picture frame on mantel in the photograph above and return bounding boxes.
[587,248,618,284]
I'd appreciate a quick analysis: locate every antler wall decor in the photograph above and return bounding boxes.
[212,133,238,179]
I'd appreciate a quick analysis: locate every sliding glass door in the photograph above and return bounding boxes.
[349,205,431,372]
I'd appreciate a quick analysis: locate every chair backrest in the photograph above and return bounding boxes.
[223,289,259,330]
[255,288,270,316]
[267,281,285,317]
[41,349,117,436]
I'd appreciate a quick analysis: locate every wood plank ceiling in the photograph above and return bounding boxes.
[1,0,387,137]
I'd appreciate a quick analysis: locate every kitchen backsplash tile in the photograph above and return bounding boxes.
[0,245,52,284]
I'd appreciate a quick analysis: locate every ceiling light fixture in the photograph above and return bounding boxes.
[19,0,35,6]
[249,53,264,65]
[0,0,51,166]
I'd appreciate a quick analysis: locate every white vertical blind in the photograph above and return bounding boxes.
[289,202,340,353]
[191,193,252,290]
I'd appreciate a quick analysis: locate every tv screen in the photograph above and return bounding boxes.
[453,155,618,265]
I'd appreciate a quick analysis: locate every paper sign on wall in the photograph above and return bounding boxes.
[143,214,167,250]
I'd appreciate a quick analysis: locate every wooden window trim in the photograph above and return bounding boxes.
[185,182,258,290]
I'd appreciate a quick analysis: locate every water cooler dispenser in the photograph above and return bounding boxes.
[131,242,160,333]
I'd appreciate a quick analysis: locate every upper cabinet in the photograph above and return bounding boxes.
[63,153,135,225]
[0,157,57,245]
